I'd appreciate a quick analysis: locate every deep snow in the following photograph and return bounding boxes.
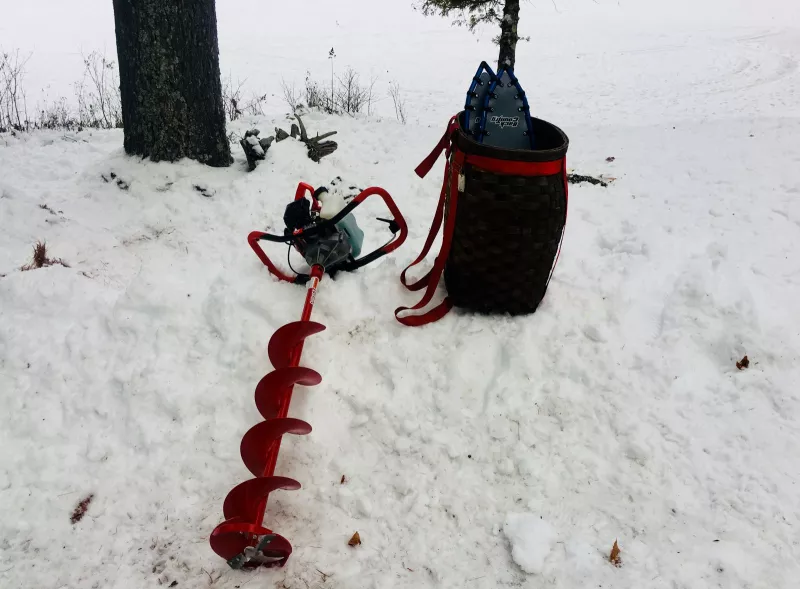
[2,2,800,589]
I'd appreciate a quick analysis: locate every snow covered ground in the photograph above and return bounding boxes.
[2,1,800,588]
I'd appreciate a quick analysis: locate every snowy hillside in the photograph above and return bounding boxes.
[2,2,800,589]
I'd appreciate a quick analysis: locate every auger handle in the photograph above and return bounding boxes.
[248,231,299,284]
[249,184,408,282]
[354,186,408,253]
[337,186,408,272]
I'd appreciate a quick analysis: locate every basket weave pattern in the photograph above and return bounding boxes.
[444,166,567,314]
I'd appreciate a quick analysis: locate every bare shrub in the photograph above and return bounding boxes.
[305,71,334,113]
[37,97,78,130]
[304,69,377,116]
[0,49,32,132]
[222,74,244,120]
[222,74,267,120]
[74,51,122,129]
[335,68,376,116]
[281,79,301,112]
[2,49,121,133]
[240,91,268,117]
[365,76,378,116]
[388,82,407,124]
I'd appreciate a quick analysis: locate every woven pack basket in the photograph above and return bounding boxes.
[396,115,569,326]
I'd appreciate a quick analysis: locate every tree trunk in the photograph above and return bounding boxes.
[112,0,231,167]
[498,0,521,70]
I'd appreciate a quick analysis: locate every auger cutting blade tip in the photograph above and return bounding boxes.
[210,520,292,568]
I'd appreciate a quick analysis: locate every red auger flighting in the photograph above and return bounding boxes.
[209,181,407,569]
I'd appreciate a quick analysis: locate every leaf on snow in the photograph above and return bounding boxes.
[609,539,622,567]
[348,532,361,547]
[736,355,750,370]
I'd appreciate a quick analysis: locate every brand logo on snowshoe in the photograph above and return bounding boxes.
[489,115,519,129]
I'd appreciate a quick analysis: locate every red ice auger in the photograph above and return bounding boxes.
[209,182,407,569]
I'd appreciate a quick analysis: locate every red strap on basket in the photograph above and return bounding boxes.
[399,116,460,293]
[395,147,464,327]
[463,155,563,177]
[398,176,446,292]
[414,116,460,179]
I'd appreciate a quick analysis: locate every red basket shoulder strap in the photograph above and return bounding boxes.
[399,174,447,292]
[396,140,464,327]
[414,116,459,179]
[400,116,460,294]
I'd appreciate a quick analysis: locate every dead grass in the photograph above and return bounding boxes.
[20,240,70,271]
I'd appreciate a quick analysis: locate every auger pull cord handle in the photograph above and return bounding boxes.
[248,185,408,283]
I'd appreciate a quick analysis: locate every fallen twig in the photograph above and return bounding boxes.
[568,173,608,187]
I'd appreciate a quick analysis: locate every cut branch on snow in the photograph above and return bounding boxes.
[239,128,274,171]
[239,114,337,170]
[295,113,309,142]
[567,173,609,187]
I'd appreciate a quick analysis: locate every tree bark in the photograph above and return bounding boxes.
[498,0,521,70]
[112,0,231,167]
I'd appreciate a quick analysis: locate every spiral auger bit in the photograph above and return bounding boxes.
[210,182,408,569]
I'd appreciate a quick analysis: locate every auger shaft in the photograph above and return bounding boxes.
[255,264,324,524]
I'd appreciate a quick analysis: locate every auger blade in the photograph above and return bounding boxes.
[209,519,292,568]
[240,418,312,477]
[254,366,322,420]
[268,321,326,369]
[223,476,301,521]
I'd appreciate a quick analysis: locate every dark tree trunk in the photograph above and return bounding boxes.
[498,0,521,70]
[112,0,231,167]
